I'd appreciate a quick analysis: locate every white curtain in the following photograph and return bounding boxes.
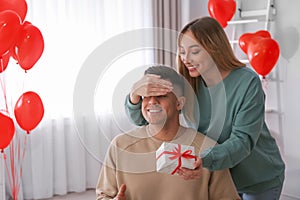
[1,0,156,199]
[152,0,182,68]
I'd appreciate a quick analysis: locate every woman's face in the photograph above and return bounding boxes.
[179,30,215,77]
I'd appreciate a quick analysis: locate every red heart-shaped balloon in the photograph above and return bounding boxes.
[208,0,236,28]
[247,37,280,77]
[239,30,271,54]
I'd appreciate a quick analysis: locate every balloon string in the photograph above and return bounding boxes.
[0,72,9,113]
[22,69,27,94]
[262,76,269,92]
[4,132,25,200]
[4,152,14,200]
[16,136,27,200]
[10,138,17,200]
[17,133,27,195]
[14,133,24,200]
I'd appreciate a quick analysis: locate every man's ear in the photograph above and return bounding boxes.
[177,96,186,111]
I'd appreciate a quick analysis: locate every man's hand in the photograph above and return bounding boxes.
[130,74,173,104]
[177,156,202,180]
[114,184,126,200]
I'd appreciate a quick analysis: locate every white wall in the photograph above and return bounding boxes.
[273,0,300,199]
[186,0,300,199]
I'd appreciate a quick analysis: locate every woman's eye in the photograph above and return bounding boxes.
[192,51,200,55]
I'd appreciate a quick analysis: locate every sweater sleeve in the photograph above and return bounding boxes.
[96,141,118,200]
[201,76,265,170]
[124,94,148,126]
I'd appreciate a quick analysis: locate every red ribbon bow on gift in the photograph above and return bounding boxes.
[156,144,196,175]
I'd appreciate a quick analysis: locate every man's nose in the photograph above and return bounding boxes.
[148,96,158,104]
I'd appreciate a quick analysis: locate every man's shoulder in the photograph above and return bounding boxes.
[112,126,148,149]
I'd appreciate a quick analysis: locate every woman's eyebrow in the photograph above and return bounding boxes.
[189,44,200,48]
[179,44,200,49]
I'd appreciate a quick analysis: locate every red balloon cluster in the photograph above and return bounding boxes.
[0,0,44,72]
[0,0,45,152]
[239,30,280,78]
[208,0,236,28]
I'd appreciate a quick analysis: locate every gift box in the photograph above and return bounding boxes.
[156,142,196,175]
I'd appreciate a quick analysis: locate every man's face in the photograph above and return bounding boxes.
[141,90,182,125]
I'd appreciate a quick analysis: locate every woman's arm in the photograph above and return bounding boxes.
[181,75,266,176]
[124,94,148,126]
[201,77,265,170]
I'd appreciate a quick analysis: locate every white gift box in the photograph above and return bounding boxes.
[156,142,196,175]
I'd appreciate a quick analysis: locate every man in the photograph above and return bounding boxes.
[96,65,240,200]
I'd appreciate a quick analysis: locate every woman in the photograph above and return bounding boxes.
[125,17,285,200]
